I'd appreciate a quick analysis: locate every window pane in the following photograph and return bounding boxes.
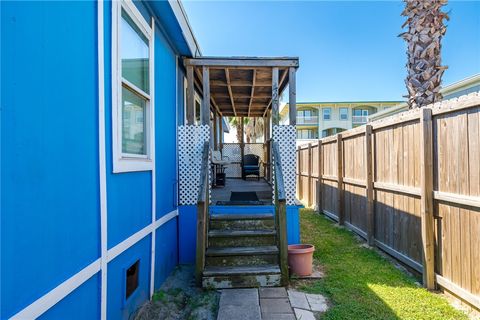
[121,9,149,93]
[122,86,146,155]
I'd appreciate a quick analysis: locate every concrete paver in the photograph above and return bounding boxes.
[306,293,328,312]
[220,288,259,306]
[217,304,261,320]
[293,308,316,320]
[287,290,310,310]
[260,298,293,314]
[259,287,288,298]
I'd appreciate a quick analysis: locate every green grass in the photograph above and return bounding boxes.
[298,209,467,320]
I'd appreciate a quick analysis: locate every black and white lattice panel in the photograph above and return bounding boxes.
[178,125,210,205]
[273,125,297,205]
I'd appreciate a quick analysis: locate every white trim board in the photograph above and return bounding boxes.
[149,16,157,299]
[10,259,102,320]
[98,1,108,319]
[9,211,178,320]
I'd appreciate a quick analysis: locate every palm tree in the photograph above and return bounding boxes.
[228,117,249,143]
[400,0,449,108]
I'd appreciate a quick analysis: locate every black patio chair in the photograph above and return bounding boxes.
[242,154,260,180]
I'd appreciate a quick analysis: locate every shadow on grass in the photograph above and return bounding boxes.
[296,209,467,320]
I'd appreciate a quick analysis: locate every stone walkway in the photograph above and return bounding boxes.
[217,287,328,320]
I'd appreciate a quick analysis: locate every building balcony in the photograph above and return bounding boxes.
[297,116,318,125]
[352,115,368,124]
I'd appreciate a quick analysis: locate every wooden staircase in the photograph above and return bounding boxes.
[196,141,288,289]
[202,209,282,288]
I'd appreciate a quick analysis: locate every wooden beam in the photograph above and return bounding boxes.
[289,67,296,125]
[271,67,280,125]
[211,80,271,87]
[420,108,435,290]
[186,66,195,124]
[212,93,271,99]
[201,67,210,126]
[263,69,288,117]
[193,67,222,116]
[225,68,237,117]
[248,70,256,117]
[184,57,299,68]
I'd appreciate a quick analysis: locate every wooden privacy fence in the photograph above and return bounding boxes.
[297,92,480,310]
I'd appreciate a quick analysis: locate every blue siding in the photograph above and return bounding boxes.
[103,0,152,249]
[1,2,100,318]
[178,205,197,263]
[153,23,178,218]
[107,237,151,320]
[37,274,101,320]
[154,218,179,289]
[286,206,301,244]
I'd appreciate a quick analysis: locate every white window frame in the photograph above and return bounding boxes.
[339,107,348,120]
[112,0,155,173]
[323,108,331,121]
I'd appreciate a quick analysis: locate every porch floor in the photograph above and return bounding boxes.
[212,178,273,205]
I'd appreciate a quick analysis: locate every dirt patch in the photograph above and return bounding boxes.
[134,265,219,320]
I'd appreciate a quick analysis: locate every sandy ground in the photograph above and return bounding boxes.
[134,265,219,320]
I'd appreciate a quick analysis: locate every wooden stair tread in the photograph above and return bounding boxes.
[206,246,278,256]
[203,264,281,276]
[208,229,276,237]
[210,213,274,220]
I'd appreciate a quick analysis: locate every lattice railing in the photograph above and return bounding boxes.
[221,143,266,178]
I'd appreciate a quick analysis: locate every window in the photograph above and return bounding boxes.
[125,260,139,299]
[353,109,369,116]
[297,129,317,139]
[112,1,154,173]
[323,108,331,120]
[339,108,348,120]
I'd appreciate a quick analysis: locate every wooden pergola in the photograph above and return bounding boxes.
[183,57,299,143]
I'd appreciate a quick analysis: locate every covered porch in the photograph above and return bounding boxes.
[183,57,299,205]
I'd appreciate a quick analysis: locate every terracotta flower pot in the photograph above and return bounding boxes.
[288,244,315,276]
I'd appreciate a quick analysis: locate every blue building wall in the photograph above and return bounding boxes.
[1,2,101,318]
[1,0,184,319]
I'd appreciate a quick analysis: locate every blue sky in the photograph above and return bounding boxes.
[182,1,480,102]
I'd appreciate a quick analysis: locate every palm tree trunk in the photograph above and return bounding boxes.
[400,0,449,108]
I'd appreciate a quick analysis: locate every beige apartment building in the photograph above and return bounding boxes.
[280,100,400,141]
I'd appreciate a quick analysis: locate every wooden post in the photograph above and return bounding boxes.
[289,67,296,125]
[201,67,210,126]
[337,134,344,225]
[420,108,435,290]
[297,146,303,200]
[316,140,323,213]
[272,67,279,125]
[307,143,313,207]
[213,112,218,150]
[240,117,245,161]
[365,125,374,246]
[186,65,195,124]
[219,114,223,150]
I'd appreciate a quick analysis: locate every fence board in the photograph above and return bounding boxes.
[296,93,480,309]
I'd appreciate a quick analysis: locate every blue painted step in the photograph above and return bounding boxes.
[209,205,275,216]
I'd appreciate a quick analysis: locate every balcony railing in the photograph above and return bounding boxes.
[352,115,368,124]
[296,116,318,125]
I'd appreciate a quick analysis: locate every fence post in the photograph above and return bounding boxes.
[316,140,323,213]
[420,108,435,290]
[337,134,344,225]
[365,125,375,246]
[308,143,313,207]
[297,146,302,200]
